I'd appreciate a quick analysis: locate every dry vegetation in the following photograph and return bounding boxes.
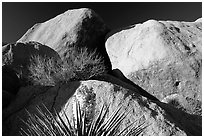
[28,47,107,86]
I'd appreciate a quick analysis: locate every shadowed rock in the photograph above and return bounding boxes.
[2,65,21,95]
[3,79,201,136]
[110,69,159,101]
[2,90,15,109]
[2,41,61,76]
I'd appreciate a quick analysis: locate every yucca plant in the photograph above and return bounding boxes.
[20,102,147,136]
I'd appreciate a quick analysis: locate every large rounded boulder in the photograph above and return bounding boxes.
[18,8,111,69]
[105,19,202,103]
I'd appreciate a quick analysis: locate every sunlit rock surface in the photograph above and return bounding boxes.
[106,19,202,104]
[18,8,111,69]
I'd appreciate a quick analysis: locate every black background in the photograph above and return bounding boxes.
[2,2,202,43]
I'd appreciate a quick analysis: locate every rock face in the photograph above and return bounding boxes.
[105,19,202,104]
[2,41,61,74]
[18,8,111,69]
[2,7,202,136]
[161,93,202,116]
[3,78,201,136]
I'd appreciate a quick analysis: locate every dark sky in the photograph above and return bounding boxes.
[2,2,202,43]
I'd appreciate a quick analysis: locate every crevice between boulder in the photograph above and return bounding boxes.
[51,85,61,112]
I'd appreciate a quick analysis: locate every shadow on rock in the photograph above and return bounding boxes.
[93,68,201,136]
[94,68,159,102]
[2,81,81,136]
[2,65,21,108]
[156,101,202,136]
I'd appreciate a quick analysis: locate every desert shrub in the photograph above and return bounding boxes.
[28,46,107,86]
[63,47,106,80]
[28,55,65,86]
[20,102,147,136]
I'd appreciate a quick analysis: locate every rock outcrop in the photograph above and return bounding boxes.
[18,8,111,69]
[2,78,201,136]
[2,41,61,74]
[2,8,202,136]
[105,19,202,106]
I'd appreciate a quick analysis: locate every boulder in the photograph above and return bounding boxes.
[3,77,201,136]
[195,18,202,22]
[2,41,61,75]
[105,19,202,104]
[18,8,111,69]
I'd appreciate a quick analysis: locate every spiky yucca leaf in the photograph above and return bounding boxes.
[21,102,147,136]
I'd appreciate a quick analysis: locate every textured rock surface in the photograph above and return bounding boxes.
[105,19,202,105]
[18,8,111,69]
[2,8,202,136]
[3,78,201,136]
[161,93,202,116]
[2,41,61,74]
